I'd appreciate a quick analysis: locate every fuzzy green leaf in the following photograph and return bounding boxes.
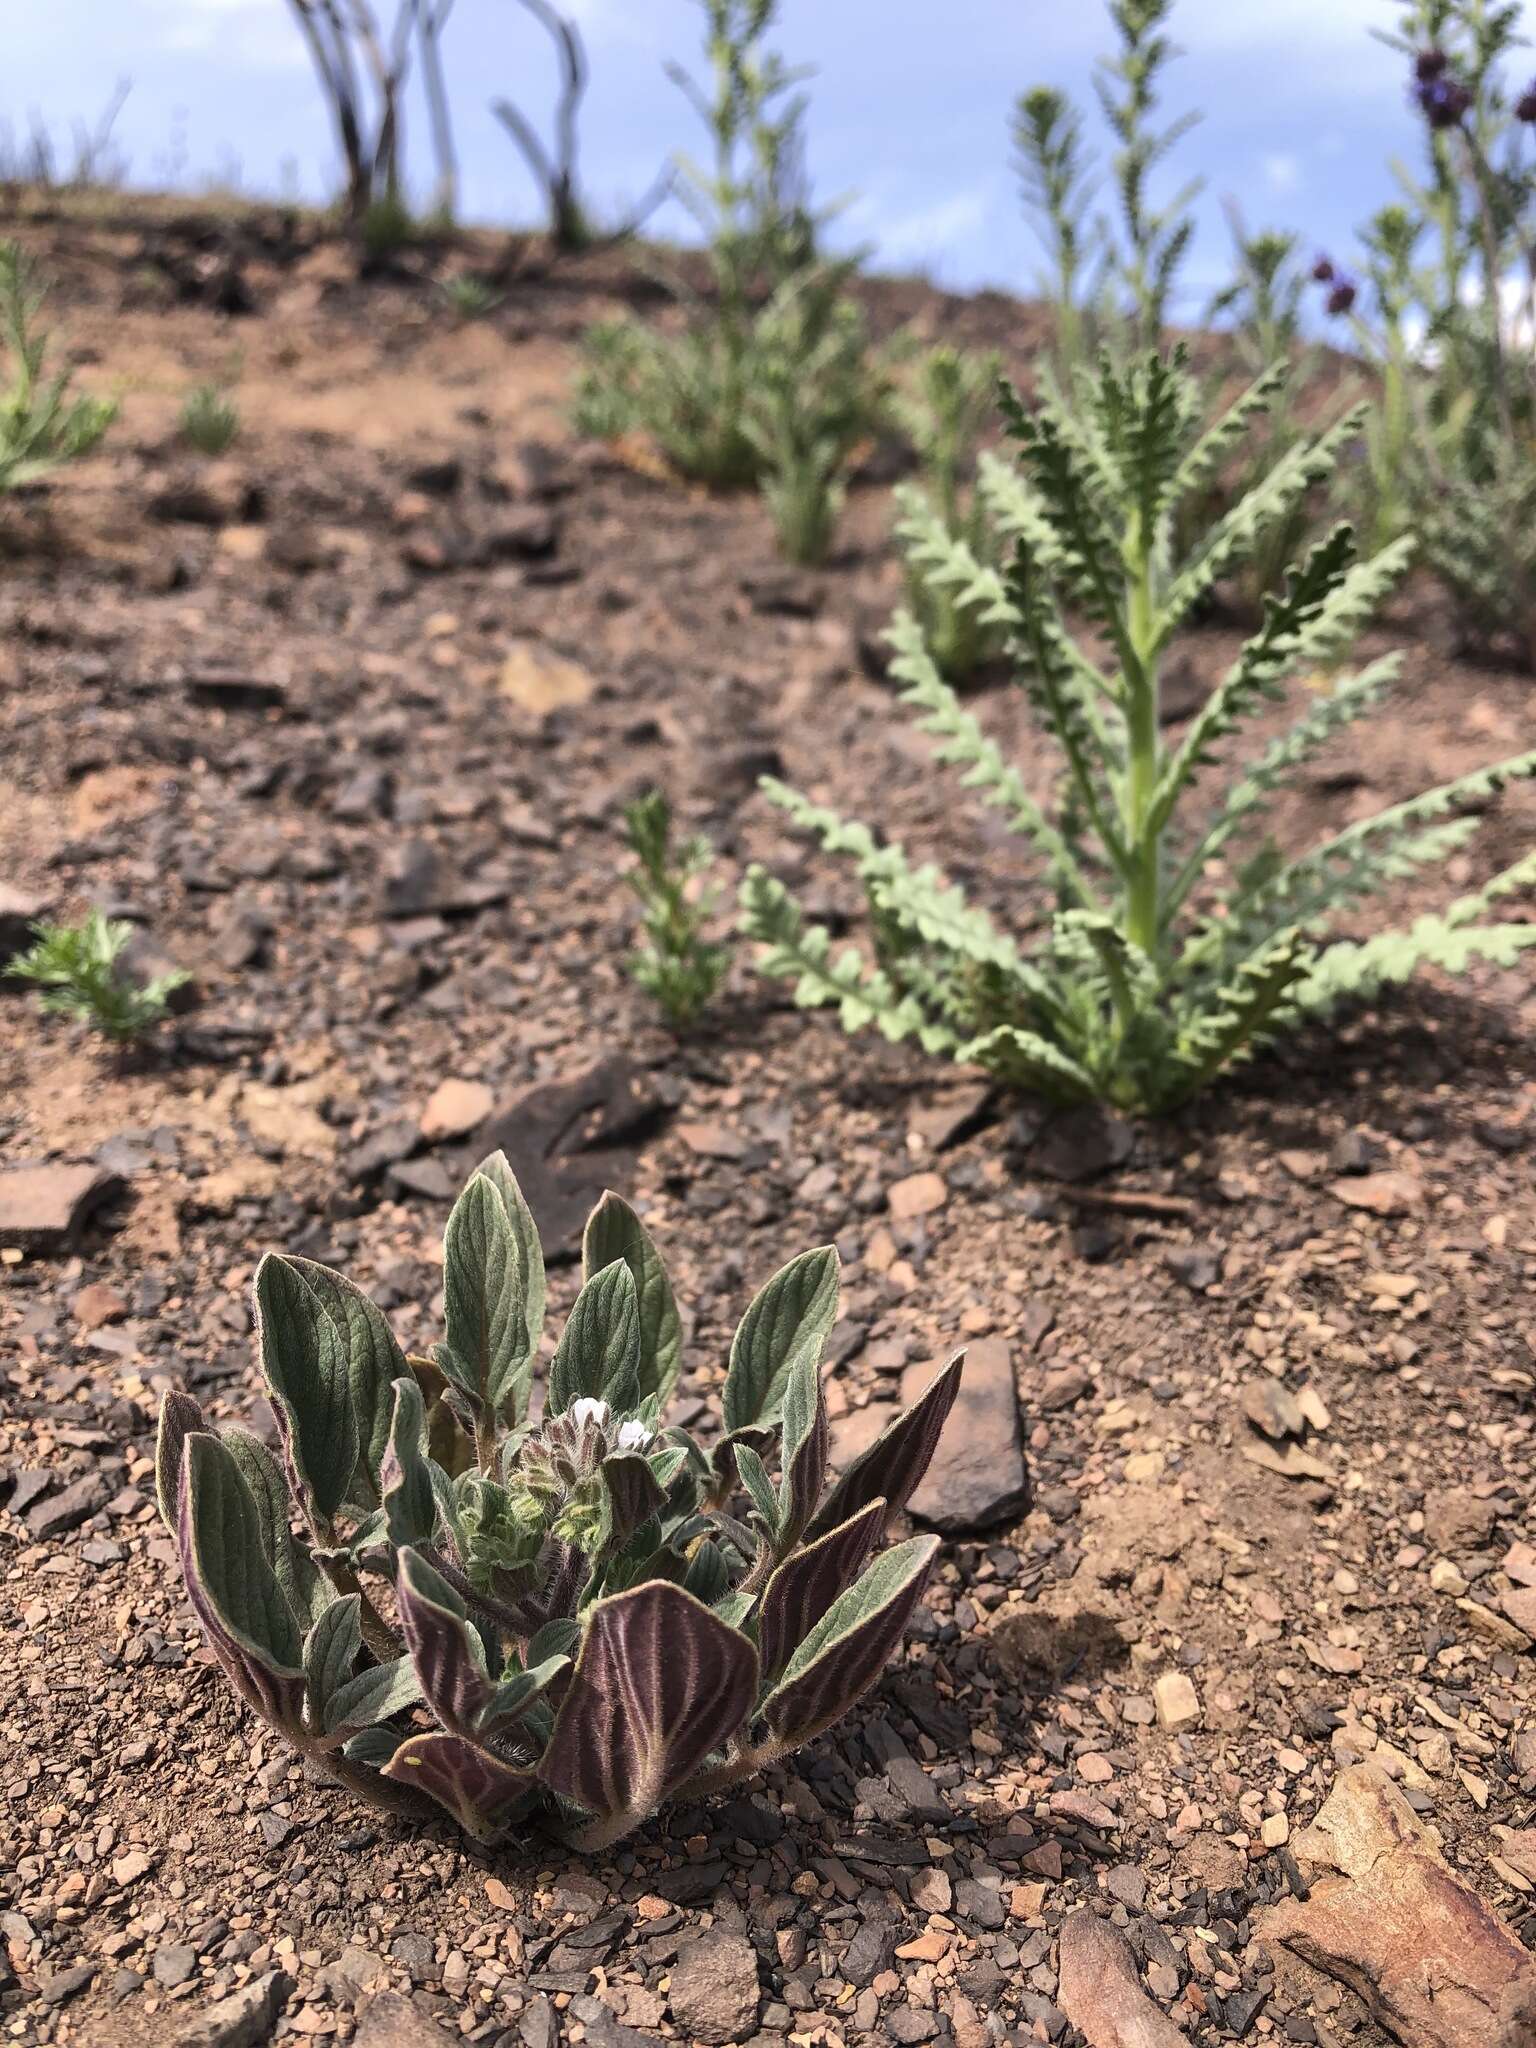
[549,1260,643,1416]
[724,1245,840,1435]
[582,1191,683,1407]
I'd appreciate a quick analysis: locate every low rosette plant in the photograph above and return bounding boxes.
[158,1154,962,1849]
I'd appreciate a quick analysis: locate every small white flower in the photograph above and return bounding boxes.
[616,1419,653,1452]
[570,1397,610,1431]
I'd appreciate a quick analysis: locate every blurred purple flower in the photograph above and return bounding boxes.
[1312,255,1336,284]
[1517,81,1536,124]
[1415,46,1448,82]
[1414,69,1472,129]
[1325,275,1358,317]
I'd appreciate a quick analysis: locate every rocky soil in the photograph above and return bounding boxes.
[2,199,1535,2048]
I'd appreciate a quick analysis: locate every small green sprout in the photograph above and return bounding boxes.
[8,909,189,1044]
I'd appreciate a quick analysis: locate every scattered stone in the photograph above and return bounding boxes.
[1241,1438,1331,1483]
[37,1964,95,2007]
[1031,1105,1134,1182]
[418,1077,494,1143]
[1165,1242,1220,1291]
[354,1991,458,2047]
[171,1972,293,2048]
[1040,1364,1092,1412]
[1260,1765,1536,2048]
[497,641,595,715]
[666,1928,761,2045]
[184,670,287,712]
[27,1474,105,1540]
[0,883,48,969]
[888,1171,948,1220]
[468,1057,668,1258]
[1329,1170,1424,1216]
[908,1083,997,1151]
[1153,1672,1201,1734]
[902,1338,1030,1534]
[0,1163,124,1252]
[1057,1909,1187,2048]
[1241,1376,1307,1441]
[73,1280,129,1328]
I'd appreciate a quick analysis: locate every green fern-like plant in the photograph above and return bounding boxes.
[740,348,1536,1113]
[623,790,728,1030]
[889,345,1007,680]
[179,381,240,455]
[0,242,115,494]
[9,909,189,1044]
[571,0,881,524]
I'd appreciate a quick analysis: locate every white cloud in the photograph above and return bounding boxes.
[868,186,993,264]
[1263,151,1300,193]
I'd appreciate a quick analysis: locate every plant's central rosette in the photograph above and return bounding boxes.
[157,1153,969,1850]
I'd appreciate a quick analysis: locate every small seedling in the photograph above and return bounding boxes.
[9,909,189,1044]
[623,790,727,1029]
[178,382,240,455]
[0,241,115,493]
[158,1154,963,1847]
[573,0,883,537]
[890,345,1005,679]
[440,275,504,321]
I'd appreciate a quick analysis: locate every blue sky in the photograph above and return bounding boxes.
[8,1,1532,309]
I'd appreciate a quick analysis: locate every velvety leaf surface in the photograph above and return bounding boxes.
[539,1582,758,1825]
[756,1496,885,1684]
[255,1253,360,1522]
[473,1148,546,1404]
[380,1377,436,1549]
[724,1246,840,1434]
[304,1595,362,1723]
[776,1351,828,1549]
[548,1259,642,1415]
[283,1256,403,1502]
[395,1547,493,1734]
[598,1452,667,1552]
[326,1654,422,1733]
[440,1172,528,1418]
[222,1425,329,1627]
[177,1432,306,1731]
[381,1731,536,1841]
[808,1352,963,1539]
[582,1191,684,1406]
[154,1388,202,1530]
[764,1534,940,1746]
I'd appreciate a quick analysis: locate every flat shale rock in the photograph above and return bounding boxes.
[1259,1765,1536,2048]
[901,1338,1030,1534]
[467,1055,668,1258]
[665,1928,761,2045]
[0,1162,125,1252]
[171,1970,293,2048]
[1057,1910,1188,2047]
[0,883,48,968]
[353,1990,458,2047]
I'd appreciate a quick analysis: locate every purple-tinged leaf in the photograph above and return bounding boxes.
[807,1352,964,1540]
[598,1452,667,1553]
[583,1191,683,1406]
[155,1388,203,1531]
[177,1433,306,1733]
[724,1246,840,1434]
[381,1731,536,1842]
[480,1652,570,1734]
[756,1497,885,1685]
[395,1547,493,1734]
[539,1582,758,1827]
[764,1534,940,1748]
[775,1351,828,1551]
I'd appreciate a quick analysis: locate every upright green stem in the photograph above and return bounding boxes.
[1122,519,1162,957]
